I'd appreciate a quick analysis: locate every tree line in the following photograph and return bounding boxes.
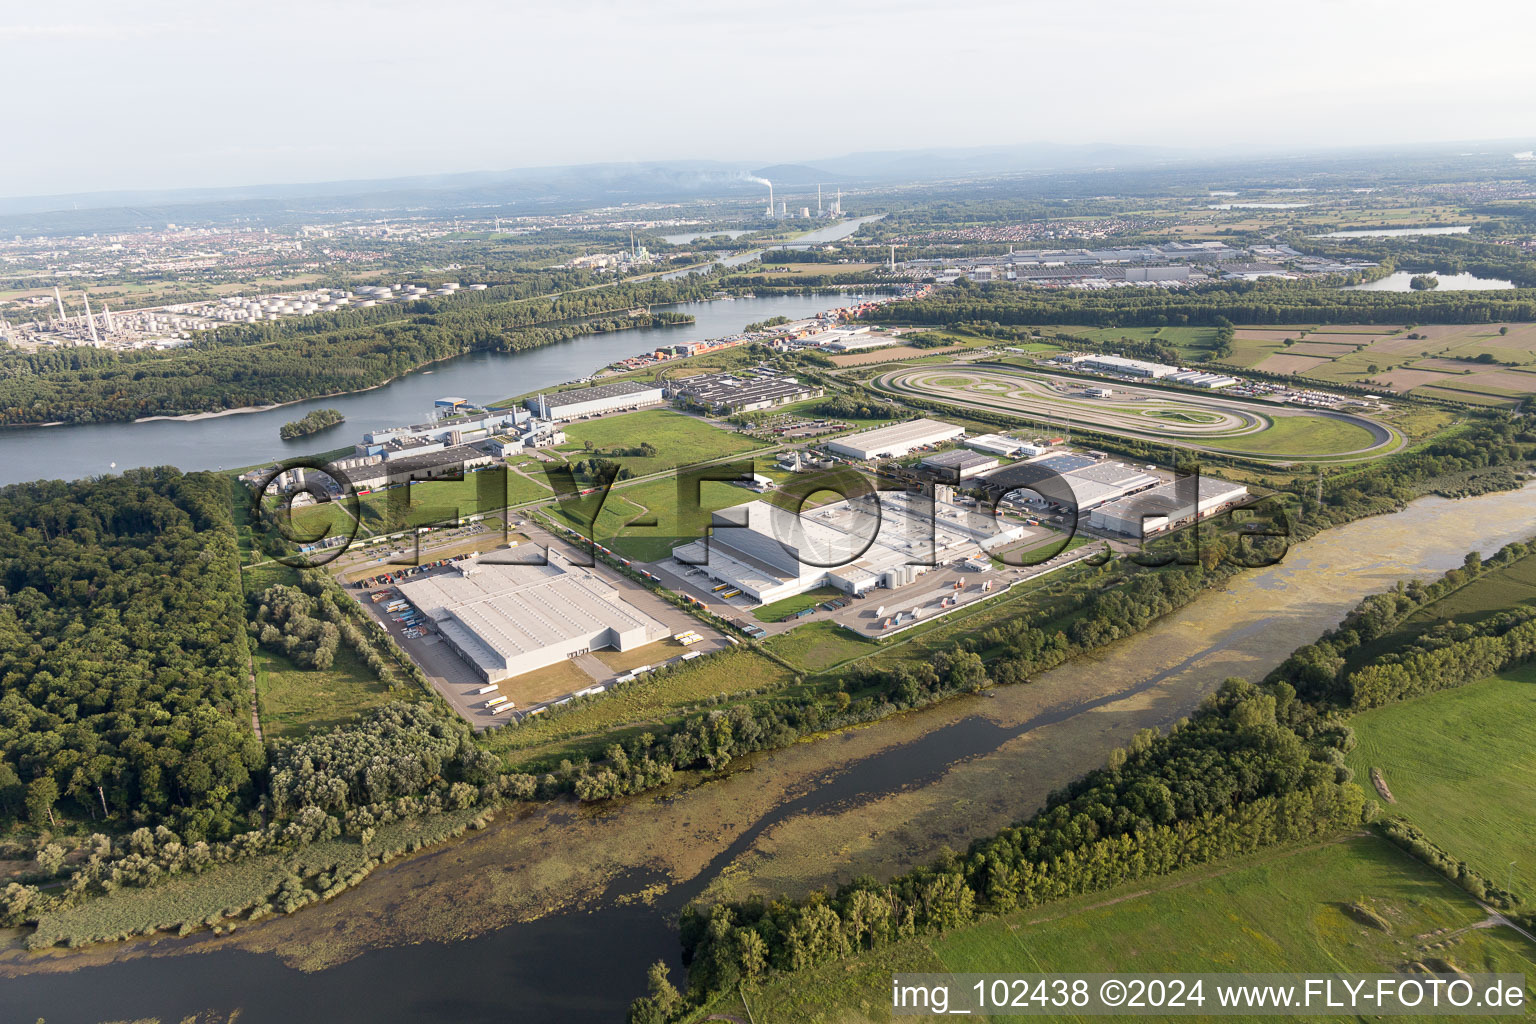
[864,277,1536,329]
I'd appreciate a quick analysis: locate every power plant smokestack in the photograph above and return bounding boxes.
[767,181,774,217]
[817,183,822,217]
[82,292,100,344]
[103,303,115,334]
[54,286,66,321]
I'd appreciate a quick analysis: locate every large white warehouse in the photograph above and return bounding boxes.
[1088,477,1248,538]
[673,490,1024,604]
[395,556,665,682]
[825,418,965,460]
[527,380,664,421]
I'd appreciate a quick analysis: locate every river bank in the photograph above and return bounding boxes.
[3,482,1531,1023]
[0,292,847,487]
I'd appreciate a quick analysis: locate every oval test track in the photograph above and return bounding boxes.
[874,363,1402,463]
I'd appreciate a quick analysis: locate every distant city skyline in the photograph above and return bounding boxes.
[5,0,1536,198]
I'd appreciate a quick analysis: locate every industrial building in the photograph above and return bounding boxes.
[346,445,497,490]
[825,418,965,460]
[1165,370,1239,389]
[1073,354,1180,378]
[666,371,821,413]
[982,453,1161,512]
[963,433,1032,458]
[1088,477,1249,538]
[526,380,664,421]
[920,449,1000,480]
[395,555,666,682]
[673,490,1024,604]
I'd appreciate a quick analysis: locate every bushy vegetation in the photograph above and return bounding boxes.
[279,407,344,440]
[1267,540,1535,708]
[812,392,905,420]
[669,679,1368,1008]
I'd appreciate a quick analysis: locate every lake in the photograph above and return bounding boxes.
[1343,270,1515,292]
[3,483,1533,1023]
[0,293,849,487]
[1316,225,1472,238]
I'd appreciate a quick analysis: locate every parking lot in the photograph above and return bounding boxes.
[341,517,732,728]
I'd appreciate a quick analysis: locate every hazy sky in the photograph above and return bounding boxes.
[5,0,1535,197]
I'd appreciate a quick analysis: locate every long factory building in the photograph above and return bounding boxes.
[673,490,1024,604]
[395,555,666,682]
[666,371,821,412]
[527,380,664,421]
[825,418,965,460]
[982,453,1162,512]
[1088,477,1248,538]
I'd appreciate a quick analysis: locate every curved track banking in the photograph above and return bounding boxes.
[874,364,1403,464]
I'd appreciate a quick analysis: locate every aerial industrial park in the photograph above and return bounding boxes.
[5,24,1536,1019]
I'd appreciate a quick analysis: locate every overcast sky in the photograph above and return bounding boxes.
[5,0,1535,198]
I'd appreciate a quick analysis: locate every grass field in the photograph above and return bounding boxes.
[551,473,758,561]
[764,620,877,673]
[356,470,552,533]
[253,644,398,739]
[1348,549,1536,668]
[721,834,1536,1023]
[1212,415,1379,456]
[558,409,766,470]
[753,587,845,623]
[477,648,795,767]
[1347,664,1536,898]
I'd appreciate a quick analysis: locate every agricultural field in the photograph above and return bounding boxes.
[718,834,1536,1023]
[1217,322,1536,407]
[1347,665,1536,898]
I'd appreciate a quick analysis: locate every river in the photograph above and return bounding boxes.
[0,293,853,487]
[3,483,1533,1023]
[658,215,883,280]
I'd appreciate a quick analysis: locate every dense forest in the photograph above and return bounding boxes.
[0,471,263,840]
[0,278,711,425]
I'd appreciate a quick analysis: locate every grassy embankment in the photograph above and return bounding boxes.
[709,548,1536,1021]
[715,834,1536,1024]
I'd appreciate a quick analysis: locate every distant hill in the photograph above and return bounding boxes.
[749,164,836,185]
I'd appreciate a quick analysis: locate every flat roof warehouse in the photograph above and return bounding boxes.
[395,555,666,682]
[825,418,966,460]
